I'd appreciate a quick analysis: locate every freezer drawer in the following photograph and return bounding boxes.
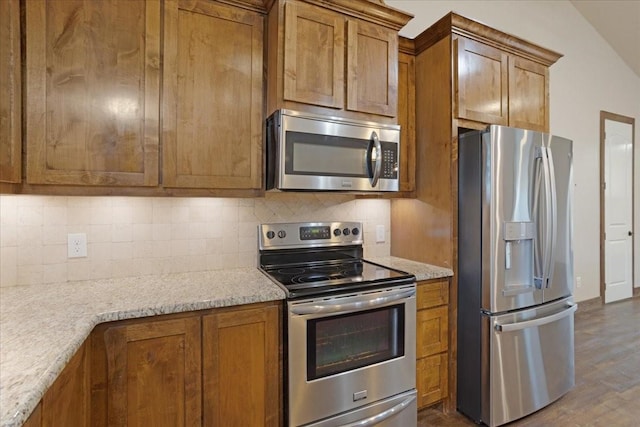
[485,297,576,426]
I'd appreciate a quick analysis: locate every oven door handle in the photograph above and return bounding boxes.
[339,393,417,427]
[289,287,416,316]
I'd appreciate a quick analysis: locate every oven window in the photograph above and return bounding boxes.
[307,304,405,380]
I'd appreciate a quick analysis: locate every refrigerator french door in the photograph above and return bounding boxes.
[457,125,575,426]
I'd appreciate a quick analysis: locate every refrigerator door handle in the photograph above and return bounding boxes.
[545,147,558,288]
[533,156,543,287]
[540,147,553,288]
[494,302,577,332]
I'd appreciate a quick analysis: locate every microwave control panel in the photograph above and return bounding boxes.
[381,141,398,179]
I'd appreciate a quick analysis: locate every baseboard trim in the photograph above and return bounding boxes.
[579,288,639,310]
[575,296,603,313]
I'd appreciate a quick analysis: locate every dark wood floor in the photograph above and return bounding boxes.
[418,296,640,427]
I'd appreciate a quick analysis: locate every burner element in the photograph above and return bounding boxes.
[277,267,306,275]
[294,273,337,283]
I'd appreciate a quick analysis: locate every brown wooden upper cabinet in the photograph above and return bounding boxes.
[20,0,264,192]
[455,37,509,126]
[267,0,412,121]
[397,37,416,193]
[455,36,553,132]
[0,0,21,184]
[162,0,264,189]
[391,12,562,266]
[25,0,161,186]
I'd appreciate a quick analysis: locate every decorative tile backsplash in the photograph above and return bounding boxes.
[0,194,390,287]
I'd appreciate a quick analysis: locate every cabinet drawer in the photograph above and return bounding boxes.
[416,353,448,408]
[417,305,448,358]
[417,280,449,310]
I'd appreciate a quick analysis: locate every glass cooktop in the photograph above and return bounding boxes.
[261,259,414,299]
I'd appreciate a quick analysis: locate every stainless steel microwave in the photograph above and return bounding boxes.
[265,109,401,192]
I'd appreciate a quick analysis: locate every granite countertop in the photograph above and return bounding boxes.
[0,269,285,427]
[0,258,451,427]
[369,256,454,281]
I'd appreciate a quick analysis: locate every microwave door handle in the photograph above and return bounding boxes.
[368,131,382,187]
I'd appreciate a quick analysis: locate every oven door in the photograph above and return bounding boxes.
[287,284,416,427]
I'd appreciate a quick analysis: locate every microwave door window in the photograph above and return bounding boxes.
[293,143,366,176]
[286,132,368,177]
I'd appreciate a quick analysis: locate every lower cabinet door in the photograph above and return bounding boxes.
[202,304,280,427]
[416,353,448,408]
[22,404,42,427]
[42,341,90,426]
[417,305,449,358]
[103,316,202,427]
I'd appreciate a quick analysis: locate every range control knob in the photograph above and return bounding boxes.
[277,230,287,239]
[333,228,342,236]
[352,227,360,236]
[342,228,350,236]
[266,230,275,239]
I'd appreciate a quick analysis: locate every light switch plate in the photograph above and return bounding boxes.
[68,233,88,258]
[376,225,385,243]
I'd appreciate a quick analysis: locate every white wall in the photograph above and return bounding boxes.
[387,0,640,301]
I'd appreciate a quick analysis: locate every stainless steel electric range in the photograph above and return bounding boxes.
[258,221,418,427]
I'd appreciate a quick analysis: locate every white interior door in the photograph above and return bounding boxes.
[604,118,633,303]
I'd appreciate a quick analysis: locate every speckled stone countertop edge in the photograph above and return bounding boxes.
[369,256,454,281]
[0,270,286,427]
[0,258,451,427]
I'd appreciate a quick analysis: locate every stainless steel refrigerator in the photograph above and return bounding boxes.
[457,125,576,427]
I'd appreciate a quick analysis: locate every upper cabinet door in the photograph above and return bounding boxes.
[283,1,345,109]
[455,37,508,125]
[347,20,398,117]
[397,50,415,192]
[163,0,263,189]
[0,0,21,184]
[508,56,549,132]
[25,0,160,186]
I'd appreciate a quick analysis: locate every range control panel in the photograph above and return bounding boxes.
[259,221,363,250]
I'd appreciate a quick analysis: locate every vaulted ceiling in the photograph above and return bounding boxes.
[570,0,640,77]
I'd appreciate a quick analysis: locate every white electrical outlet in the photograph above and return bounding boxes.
[576,276,582,288]
[376,225,385,243]
[68,233,88,258]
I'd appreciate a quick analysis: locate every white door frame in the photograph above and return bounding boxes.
[600,111,635,302]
